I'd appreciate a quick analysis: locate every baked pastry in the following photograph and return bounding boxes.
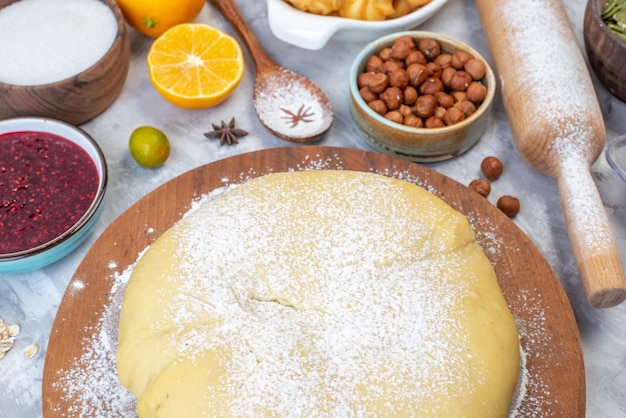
[284,0,432,20]
[117,170,520,417]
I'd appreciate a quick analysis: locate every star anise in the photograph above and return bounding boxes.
[203,117,248,146]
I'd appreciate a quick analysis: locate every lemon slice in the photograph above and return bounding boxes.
[147,23,245,108]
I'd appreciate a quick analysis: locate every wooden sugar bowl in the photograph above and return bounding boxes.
[0,0,130,125]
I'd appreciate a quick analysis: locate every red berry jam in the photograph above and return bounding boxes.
[0,131,99,254]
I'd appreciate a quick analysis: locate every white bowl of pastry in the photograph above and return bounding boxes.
[266,0,449,50]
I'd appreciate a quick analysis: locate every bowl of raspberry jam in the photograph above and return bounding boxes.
[0,117,107,273]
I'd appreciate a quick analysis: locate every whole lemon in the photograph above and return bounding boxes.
[115,0,205,38]
[129,126,170,168]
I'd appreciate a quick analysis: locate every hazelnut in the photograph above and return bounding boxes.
[405,50,427,66]
[407,63,429,87]
[434,106,447,119]
[466,81,487,104]
[404,113,424,128]
[379,47,393,61]
[426,62,442,79]
[450,91,467,102]
[419,77,444,95]
[388,69,409,89]
[418,38,441,61]
[403,86,418,105]
[380,86,403,110]
[359,86,378,102]
[448,70,473,91]
[424,116,445,128]
[443,107,465,126]
[365,55,384,73]
[451,49,473,70]
[481,156,503,180]
[464,58,486,80]
[468,178,491,197]
[440,67,456,89]
[414,94,437,118]
[382,60,404,74]
[367,72,389,94]
[497,195,520,217]
[394,35,415,49]
[391,39,414,60]
[368,99,388,115]
[384,110,404,124]
[434,91,454,108]
[399,104,413,117]
[453,100,476,117]
[434,53,453,69]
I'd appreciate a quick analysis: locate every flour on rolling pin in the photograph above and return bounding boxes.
[477,0,626,308]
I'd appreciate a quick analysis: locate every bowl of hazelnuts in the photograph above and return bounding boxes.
[349,31,495,162]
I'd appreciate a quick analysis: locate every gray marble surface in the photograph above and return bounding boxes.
[2,0,626,417]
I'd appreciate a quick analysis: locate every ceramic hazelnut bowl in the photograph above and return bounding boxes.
[266,0,448,50]
[584,0,626,102]
[0,117,108,274]
[349,31,495,162]
[0,0,130,125]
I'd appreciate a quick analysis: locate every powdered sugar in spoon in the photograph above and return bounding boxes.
[211,0,334,143]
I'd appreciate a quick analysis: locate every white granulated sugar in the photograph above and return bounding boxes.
[0,0,117,85]
[254,72,332,139]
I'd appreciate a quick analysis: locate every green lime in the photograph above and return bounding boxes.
[129,126,170,168]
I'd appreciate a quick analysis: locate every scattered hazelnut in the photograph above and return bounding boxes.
[497,195,520,217]
[481,156,503,180]
[468,178,491,197]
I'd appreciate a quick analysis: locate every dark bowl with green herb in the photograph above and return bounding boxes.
[584,0,626,102]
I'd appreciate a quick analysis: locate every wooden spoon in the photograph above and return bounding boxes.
[211,0,334,143]
[475,0,626,308]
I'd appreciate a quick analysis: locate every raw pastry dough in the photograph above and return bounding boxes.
[117,170,520,417]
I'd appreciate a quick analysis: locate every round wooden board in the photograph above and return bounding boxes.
[42,146,584,417]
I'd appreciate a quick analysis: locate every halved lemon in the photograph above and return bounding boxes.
[147,23,245,108]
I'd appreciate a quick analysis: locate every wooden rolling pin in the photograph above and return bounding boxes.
[475,0,626,308]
